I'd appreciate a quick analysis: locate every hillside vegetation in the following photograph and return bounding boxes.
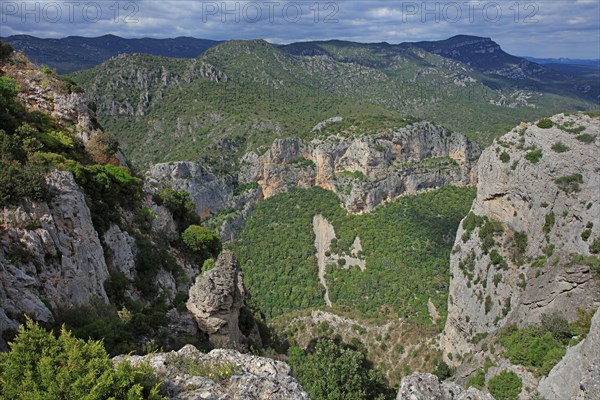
[231,185,475,325]
[70,38,597,170]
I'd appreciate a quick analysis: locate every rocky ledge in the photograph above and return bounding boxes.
[114,344,309,400]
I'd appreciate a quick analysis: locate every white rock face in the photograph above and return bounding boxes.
[103,224,137,280]
[441,113,600,361]
[0,171,110,349]
[240,121,480,213]
[114,344,310,400]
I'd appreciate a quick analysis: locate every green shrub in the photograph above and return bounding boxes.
[499,152,510,163]
[0,41,13,60]
[499,326,566,375]
[554,174,583,194]
[181,225,222,257]
[525,149,543,164]
[543,212,555,234]
[551,142,570,153]
[541,312,572,343]
[590,239,600,254]
[466,368,485,389]
[488,370,522,400]
[575,134,596,144]
[287,338,392,400]
[156,188,200,229]
[0,161,49,207]
[433,361,453,380]
[0,318,163,399]
[536,118,553,129]
[165,353,237,382]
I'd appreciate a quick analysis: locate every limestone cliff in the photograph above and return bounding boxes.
[0,171,109,349]
[240,121,480,213]
[442,113,599,359]
[440,113,599,397]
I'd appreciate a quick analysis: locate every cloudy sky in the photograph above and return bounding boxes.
[1,0,599,58]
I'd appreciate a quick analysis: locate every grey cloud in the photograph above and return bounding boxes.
[0,0,598,58]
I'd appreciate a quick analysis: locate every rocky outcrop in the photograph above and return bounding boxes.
[442,113,599,362]
[186,251,247,348]
[0,171,110,349]
[114,344,309,400]
[147,162,233,219]
[240,122,480,213]
[397,373,494,400]
[538,307,600,400]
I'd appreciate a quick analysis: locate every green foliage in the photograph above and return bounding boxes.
[40,65,53,74]
[499,152,510,163]
[156,188,200,229]
[541,312,572,343]
[181,225,222,258]
[202,258,215,273]
[551,142,570,153]
[488,370,522,400]
[165,353,237,382]
[543,212,555,234]
[536,118,554,129]
[466,368,486,389]
[0,77,19,110]
[479,219,503,254]
[69,164,143,233]
[524,149,543,164]
[0,159,49,207]
[336,170,368,182]
[590,239,600,254]
[575,133,596,144]
[433,361,453,380]
[134,235,184,297]
[0,41,13,60]
[232,186,474,322]
[287,338,392,400]
[499,325,566,375]
[554,174,583,194]
[292,157,317,169]
[0,318,163,399]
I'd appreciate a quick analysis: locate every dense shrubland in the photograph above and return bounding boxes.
[232,185,475,324]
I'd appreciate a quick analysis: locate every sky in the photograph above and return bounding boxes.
[1,0,599,59]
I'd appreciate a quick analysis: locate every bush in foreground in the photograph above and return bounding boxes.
[0,318,163,399]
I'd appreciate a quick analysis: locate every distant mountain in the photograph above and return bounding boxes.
[68,36,598,170]
[2,34,220,73]
[525,57,600,67]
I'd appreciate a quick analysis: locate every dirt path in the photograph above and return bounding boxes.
[313,214,335,307]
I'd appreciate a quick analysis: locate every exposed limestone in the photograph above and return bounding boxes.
[0,171,110,349]
[186,251,247,348]
[114,344,309,400]
[240,121,480,213]
[397,373,494,400]
[103,224,137,281]
[313,215,335,307]
[538,307,600,400]
[441,113,600,378]
[147,162,233,219]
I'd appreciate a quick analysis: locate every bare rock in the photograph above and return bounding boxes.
[240,121,480,213]
[186,251,247,348]
[397,373,494,400]
[114,344,309,400]
[147,162,233,219]
[442,113,600,361]
[0,171,110,349]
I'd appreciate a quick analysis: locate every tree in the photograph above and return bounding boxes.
[0,318,164,399]
[287,338,392,400]
[181,225,222,257]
